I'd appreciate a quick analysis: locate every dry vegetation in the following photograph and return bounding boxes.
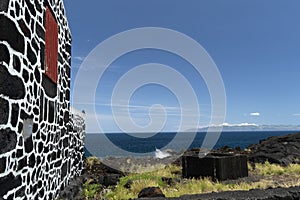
[83,157,300,200]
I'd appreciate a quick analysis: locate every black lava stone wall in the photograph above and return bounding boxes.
[0,0,85,199]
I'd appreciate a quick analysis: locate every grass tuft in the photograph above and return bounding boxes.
[85,156,101,170]
[255,161,285,176]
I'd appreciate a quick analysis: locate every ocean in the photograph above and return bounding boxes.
[84,131,298,158]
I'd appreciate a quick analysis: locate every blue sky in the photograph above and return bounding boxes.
[64,0,300,133]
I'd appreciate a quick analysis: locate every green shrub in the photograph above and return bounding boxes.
[82,181,101,199]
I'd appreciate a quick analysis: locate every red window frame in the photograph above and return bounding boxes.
[45,6,58,83]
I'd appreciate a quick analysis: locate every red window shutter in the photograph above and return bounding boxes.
[45,6,58,83]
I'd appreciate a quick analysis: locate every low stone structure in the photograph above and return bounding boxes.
[182,153,248,181]
[0,0,85,199]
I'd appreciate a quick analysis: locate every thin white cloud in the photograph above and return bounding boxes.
[223,122,259,127]
[250,112,260,116]
[72,100,211,132]
[205,122,259,128]
[73,101,184,113]
[293,114,300,116]
[73,56,86,61]
[84,111,171,133]
[78,102,207,132]
[196,123,300,132]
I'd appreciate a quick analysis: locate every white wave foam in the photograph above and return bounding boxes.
[155,148,171,159]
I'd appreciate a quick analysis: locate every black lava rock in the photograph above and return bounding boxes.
[0,64,26,100]
[248,132,300,166]
[138,187,165,198]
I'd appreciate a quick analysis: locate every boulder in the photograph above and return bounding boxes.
[124,179,133,189]
[103,174,121,187]
[138,187,165,198]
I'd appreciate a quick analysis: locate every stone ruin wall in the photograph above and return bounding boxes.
[0,0,85,199]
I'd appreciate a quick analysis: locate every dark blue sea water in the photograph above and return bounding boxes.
[85,131,298,158]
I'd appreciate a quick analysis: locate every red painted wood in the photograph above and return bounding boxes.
[45,6,58,83]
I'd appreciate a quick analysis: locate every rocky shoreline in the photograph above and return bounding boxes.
[248,132,300,166]
[58,132,300,199]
